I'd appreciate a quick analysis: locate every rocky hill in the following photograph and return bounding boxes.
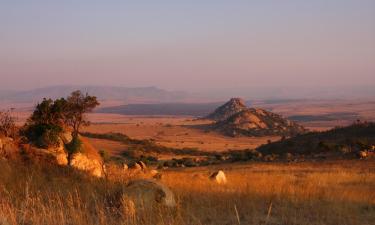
[208,98,306,137]
[206,98,247,121]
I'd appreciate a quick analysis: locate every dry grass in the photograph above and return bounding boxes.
[0,159,374,225]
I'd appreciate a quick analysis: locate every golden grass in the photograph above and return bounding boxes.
[0,159,374,225]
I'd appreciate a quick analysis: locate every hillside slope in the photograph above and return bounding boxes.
[257,122,375,156]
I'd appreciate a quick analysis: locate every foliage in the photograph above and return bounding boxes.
[22,98,66,148]
[64,90,99,138]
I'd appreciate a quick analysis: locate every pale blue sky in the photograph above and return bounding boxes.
[1,0,374,91]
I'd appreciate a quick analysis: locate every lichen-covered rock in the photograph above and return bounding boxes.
[124,179,176,208]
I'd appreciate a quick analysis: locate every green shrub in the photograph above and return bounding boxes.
[22,124,62,148]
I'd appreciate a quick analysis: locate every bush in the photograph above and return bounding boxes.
[22,124,62,148]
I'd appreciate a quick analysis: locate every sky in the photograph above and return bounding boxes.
[1,0,374,91]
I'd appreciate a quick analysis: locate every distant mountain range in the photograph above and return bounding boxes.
[97,102,224,116]
[0,85,189,105]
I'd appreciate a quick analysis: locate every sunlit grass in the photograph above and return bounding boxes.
[0,159,374,225]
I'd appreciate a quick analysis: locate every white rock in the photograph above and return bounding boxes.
[209,170,227,184]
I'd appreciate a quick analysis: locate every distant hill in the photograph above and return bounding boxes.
[257,122,375,156]
[206,98,247,121]
[98,102,223,116]
[0,86,189,104]
[207,98,306,137]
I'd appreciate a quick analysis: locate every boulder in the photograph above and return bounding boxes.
[131,162,142,171]
[45,139,68,165]
[149,169,162,179]
[149,169,159,176]
[69,137,104,177]
[70,152,103,177]
[60,131,73,144]
[20,138,68,165]
[123,163,129,171]
[209,170,227,184]
[136,161,147,170]
[124,179,176,208]
[358,151,368,159]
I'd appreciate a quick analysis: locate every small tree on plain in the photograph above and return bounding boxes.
[64,90,100,138]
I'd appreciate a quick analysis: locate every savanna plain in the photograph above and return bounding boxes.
[1,99,374,225]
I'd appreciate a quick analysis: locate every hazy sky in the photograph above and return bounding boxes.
[1,0,374,91]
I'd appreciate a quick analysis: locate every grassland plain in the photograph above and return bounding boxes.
[0,159,374,225]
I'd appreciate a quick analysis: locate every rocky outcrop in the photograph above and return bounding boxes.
[42,139,69,165]
[206,98,306,137]
[214,108,306,137]
[70,152,103,177]
[20,138,69,165]
[69,137,104,177]
[206,98,247,121]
